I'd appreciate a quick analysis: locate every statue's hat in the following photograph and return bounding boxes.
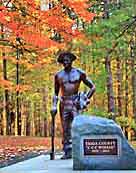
[57,52,76,63]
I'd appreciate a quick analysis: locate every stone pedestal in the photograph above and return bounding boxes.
[72,115,136,170]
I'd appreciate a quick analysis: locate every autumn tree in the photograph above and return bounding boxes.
[0,0,95,135]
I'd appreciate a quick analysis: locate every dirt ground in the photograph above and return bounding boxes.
[0,136,62,166]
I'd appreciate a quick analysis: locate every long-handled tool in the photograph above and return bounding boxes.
[50,115,55,160]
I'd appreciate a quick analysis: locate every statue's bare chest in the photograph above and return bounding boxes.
[58,70,81,85]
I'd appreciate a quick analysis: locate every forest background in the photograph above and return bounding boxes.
[0,0,136,144]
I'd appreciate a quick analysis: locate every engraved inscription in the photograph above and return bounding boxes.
[83,138,118,156]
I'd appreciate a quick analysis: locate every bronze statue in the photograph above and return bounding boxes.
[51,52,95,159]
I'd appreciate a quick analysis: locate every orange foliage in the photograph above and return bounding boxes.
[22,31,59,49]
[62,0,95,22]
[0,0,95,92]
[15,84,32,92]
[0,79,13,90]
[0,0,95,48]
[0,79,32,93]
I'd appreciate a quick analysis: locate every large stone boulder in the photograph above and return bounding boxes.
[72,115,136,170]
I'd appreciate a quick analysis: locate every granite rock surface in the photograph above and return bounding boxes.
[72,115,136,170]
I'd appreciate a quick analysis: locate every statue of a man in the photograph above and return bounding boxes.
[51,52,95,159]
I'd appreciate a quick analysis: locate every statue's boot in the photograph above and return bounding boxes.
[61,150,72,159]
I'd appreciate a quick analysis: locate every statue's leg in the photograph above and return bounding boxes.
[63,109,79,158]
[59,103,65,146]
[59,99,77,159]
[61,113,73,159]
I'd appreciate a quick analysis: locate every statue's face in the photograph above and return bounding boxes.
[62,56,72,69]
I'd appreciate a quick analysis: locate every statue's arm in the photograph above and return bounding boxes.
[81,71,95,99]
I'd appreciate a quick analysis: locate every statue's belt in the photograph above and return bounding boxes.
[60,94,78,100]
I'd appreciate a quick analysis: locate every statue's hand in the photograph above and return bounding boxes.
[86,98,90,105]
[76,92,90,110]
[50,107,57,117]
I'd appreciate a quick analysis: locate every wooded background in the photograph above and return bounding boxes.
[0,0,136,140]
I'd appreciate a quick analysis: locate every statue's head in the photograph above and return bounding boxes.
[57,52,76,64]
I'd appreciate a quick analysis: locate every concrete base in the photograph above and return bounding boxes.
[0,155,136,173]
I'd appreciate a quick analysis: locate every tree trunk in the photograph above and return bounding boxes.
[1,24,10,135]
[130,32,136,139]
[116,55,123,116]
[130,33,136,122]
[26,101,31,136]
[103,0,110,19]
[92,55,96,107]
[40,0,54,11]
[103,0,115,119]
[105,55,115,119]
[116,0,121,9]
[30,102,36,136]
[41,88,48,137]
[35,102,40,136]
[124,58,129,118]
[21,101,27,136]
[124,58,129,139]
